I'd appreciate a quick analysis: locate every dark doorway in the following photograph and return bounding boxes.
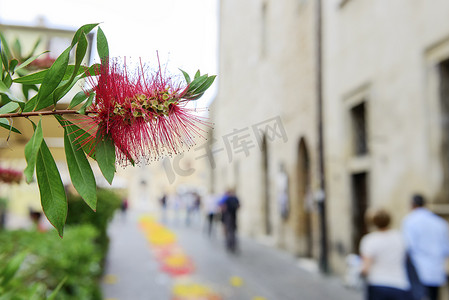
[262,134,271,235]
[297,138,313,257]
[351,172,369,254]
[439,59,449,202]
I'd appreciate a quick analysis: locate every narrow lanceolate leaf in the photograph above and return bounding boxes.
[0,118,21,134]
[21,83,39,100]
[179,69,191,84]
[54,33,88,102]
[36,141,67,237]
[0,32,11,71]
[78,93,94,115]
[13,68,48,84]
[97,27,109,61]
[95,130,116,184]
[24,120,43,183]
[194,70,201,79]
[187,74,208,92]
[55,116,96,160]
[22,94,38,113]
[0,101,19,114]
[27,37,42,59]
[14,64,100,85]
[191,75,216,94]
[0,80,23,103]
[71,23,99,48]
[15,51,49,72]
[9,59,18,74]
[12,38,22,58]
[47,277,67,300]
[34,46,71,111]
[61,118,97,211]
[68,91,88,109]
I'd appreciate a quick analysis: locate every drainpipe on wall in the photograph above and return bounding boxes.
[316,0,329,274]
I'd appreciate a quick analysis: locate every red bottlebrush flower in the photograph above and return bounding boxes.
[82,58,211,166]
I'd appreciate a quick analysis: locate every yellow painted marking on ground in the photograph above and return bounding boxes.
[229,276,243,287]
[252,297,267,300]
[139,217,177,246]
[164,253,189,267]
[103,274,118,285]
[172,282,218,297]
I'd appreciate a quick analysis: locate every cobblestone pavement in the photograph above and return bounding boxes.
[101,210,362,300]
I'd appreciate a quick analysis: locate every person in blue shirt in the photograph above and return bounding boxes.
[219,189,240,253]
[402,194,449,300]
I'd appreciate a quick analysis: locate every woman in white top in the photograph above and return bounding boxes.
[360,208,411,300]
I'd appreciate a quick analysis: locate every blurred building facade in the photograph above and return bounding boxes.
[211,0,322,261]
[211,0,449,276]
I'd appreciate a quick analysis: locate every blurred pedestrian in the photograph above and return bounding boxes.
[219,189,240,253]
[402,194,449,300]
[121,198,128,213]
[204,194,219,237]
[360,208,411,300]
[120,198,129,221]
[159,193,168,223]
[191,191,202,225]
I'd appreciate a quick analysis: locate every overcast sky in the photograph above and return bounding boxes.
[0,0,219,105]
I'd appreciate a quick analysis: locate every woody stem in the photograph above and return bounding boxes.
[0,110,93,119]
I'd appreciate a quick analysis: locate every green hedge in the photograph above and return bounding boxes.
[66,188,122,261]
[0,225,102,299]
[0,188,122,299]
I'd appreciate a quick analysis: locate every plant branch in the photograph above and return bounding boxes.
[0,110,94,119]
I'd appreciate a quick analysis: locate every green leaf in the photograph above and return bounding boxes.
[0,80,23,103]
[179,69,191,84]
[36,140,67,237]
[13,68,48,84]
[60,117,97,211]
[27,37,42,59]
[0,101,19,114]
[194,70,201,79]
[34,46,71,110]
[97,27,109,61]
[52,74,82,105]
[47,277,67,300]
[21,84,39,100]
[183,92,204,100]
[0,32,11,71]
[24,119,43,183]
[0,251,27,286]
[68,90,88,109]
[78,93,94,115]
[95,130,116,184]
[190,75,216,94]
[55,116,96,160]
[3,72,12,88]
[9,59,18,74]
[22,94,38,113]
[12,38,22,58]
[54,33,88,101]
[0,118,21,134]
[71,23,99,48]
[14,64,99,85]
[82,63,101,78]
[15,51,49,72]
[188,74,208,90]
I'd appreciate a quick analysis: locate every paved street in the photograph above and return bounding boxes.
[101,210,362,300]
